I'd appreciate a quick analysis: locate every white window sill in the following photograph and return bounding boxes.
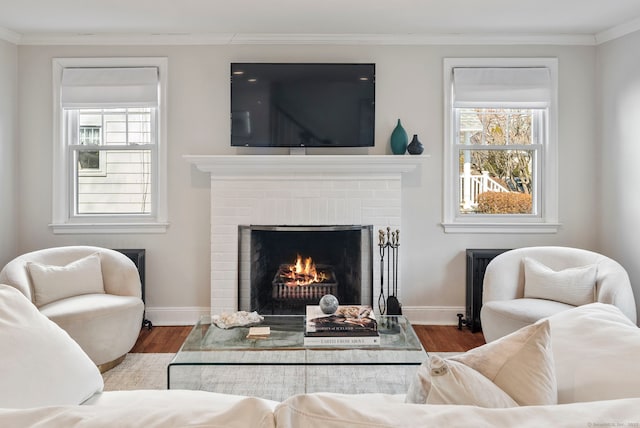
[50,222,169,234]
[441,222,560,234]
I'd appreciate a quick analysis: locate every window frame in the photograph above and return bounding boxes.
[51,57,169,234]
[442,58,559,234]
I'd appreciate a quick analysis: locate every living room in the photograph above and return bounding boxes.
[3,2,640,327]
[1,1,640,424]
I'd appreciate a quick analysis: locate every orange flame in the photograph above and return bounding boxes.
[282,254,327,286]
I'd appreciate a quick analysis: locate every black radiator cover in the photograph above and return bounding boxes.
[460,248,510,332]
[113,248,151,329]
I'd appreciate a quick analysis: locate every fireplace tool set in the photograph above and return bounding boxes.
[378,227,402,317]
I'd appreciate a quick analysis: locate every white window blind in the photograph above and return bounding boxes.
[61,67,159,108]
[452,67,551,109]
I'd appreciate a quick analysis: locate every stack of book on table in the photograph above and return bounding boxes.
[304,305,380,346]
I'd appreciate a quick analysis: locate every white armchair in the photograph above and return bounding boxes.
[480,246,637,342]
[0,246,144,371]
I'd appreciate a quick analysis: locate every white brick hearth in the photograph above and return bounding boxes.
[185,155,424,316]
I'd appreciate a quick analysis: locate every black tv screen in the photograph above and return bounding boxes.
[231,63,375,147]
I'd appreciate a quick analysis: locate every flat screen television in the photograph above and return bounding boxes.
[231,63,375,148]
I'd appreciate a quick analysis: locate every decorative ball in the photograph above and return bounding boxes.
[319,294,339,314]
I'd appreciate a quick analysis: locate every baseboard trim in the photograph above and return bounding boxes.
[145,307,210,326]
[401,306,466,326]
[146,306,464,326]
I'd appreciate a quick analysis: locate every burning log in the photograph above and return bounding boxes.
[272,254,337,301]
[280,254,328,286]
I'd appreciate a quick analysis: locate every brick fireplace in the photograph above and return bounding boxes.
[184,155,422,316]
[238,224,374,315]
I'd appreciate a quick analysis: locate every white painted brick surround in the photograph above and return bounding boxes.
[184,155,423,315]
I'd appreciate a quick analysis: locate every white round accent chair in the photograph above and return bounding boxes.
[480,246,637,343]
[0,246,144,371]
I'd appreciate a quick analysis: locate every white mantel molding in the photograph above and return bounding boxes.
[184,154,428,178]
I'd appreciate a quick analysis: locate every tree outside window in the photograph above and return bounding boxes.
[457,108,541,215]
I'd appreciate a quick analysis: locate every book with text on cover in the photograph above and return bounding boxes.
[303,334,380,347]
[305,305,378,334]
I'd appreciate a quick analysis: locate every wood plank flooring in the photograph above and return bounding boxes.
[131,324,486,353]
[413,325,485,352]
[131,326,191,353]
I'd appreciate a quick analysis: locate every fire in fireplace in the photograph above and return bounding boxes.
[272,254,338,301]
[238,225,373,315]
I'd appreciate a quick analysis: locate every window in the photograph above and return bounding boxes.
[442,58,559,233]
[52,58,168,233]
[71,108,153,210]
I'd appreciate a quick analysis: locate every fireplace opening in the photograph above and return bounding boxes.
[238,225,373,315]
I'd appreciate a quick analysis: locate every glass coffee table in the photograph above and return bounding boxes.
[167,315,427,401]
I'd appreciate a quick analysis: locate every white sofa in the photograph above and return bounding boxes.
[0,246,144,369]
[1,284,639,427]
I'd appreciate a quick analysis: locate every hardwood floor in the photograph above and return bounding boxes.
[131,326,191,353]
[131,324,486,353]
[412,325,485,352]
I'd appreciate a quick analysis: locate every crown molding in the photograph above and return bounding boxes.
[0,26,21,44]
[230,33,597,46]
[17,32,235,46]
[595,16,640,44]
[14,31,598,46]
[8,25,640,46]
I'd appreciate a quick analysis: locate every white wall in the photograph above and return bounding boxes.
[0,39,18,267]
[16,43,598,325]
[597,30,640,322]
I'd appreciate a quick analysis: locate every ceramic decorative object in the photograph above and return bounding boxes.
[319,294,339,314]
[390,119,408,155]
[407,134,424,155]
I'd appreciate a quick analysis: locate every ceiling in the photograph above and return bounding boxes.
[2,0,640,45]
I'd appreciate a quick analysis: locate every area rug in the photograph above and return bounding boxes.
[103,352,460,400]
[102,353,174,391]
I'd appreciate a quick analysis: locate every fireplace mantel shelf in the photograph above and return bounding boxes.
[184,155,428,177]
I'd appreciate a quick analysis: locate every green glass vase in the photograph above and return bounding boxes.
[390,119,408,155]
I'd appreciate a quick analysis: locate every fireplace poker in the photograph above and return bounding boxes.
[378,229,386,315]
[386,227,391,314]
[391,230,397,299]
[386,229,401,315]
[379,227,403,316]
[394,230,399,298]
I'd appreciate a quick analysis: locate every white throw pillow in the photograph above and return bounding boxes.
[523,257,596,306]
[451,319,557,406]
[27,252,105,307]
[405,355,518,407]
[406,320,557,407]
[0,284,103,408]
